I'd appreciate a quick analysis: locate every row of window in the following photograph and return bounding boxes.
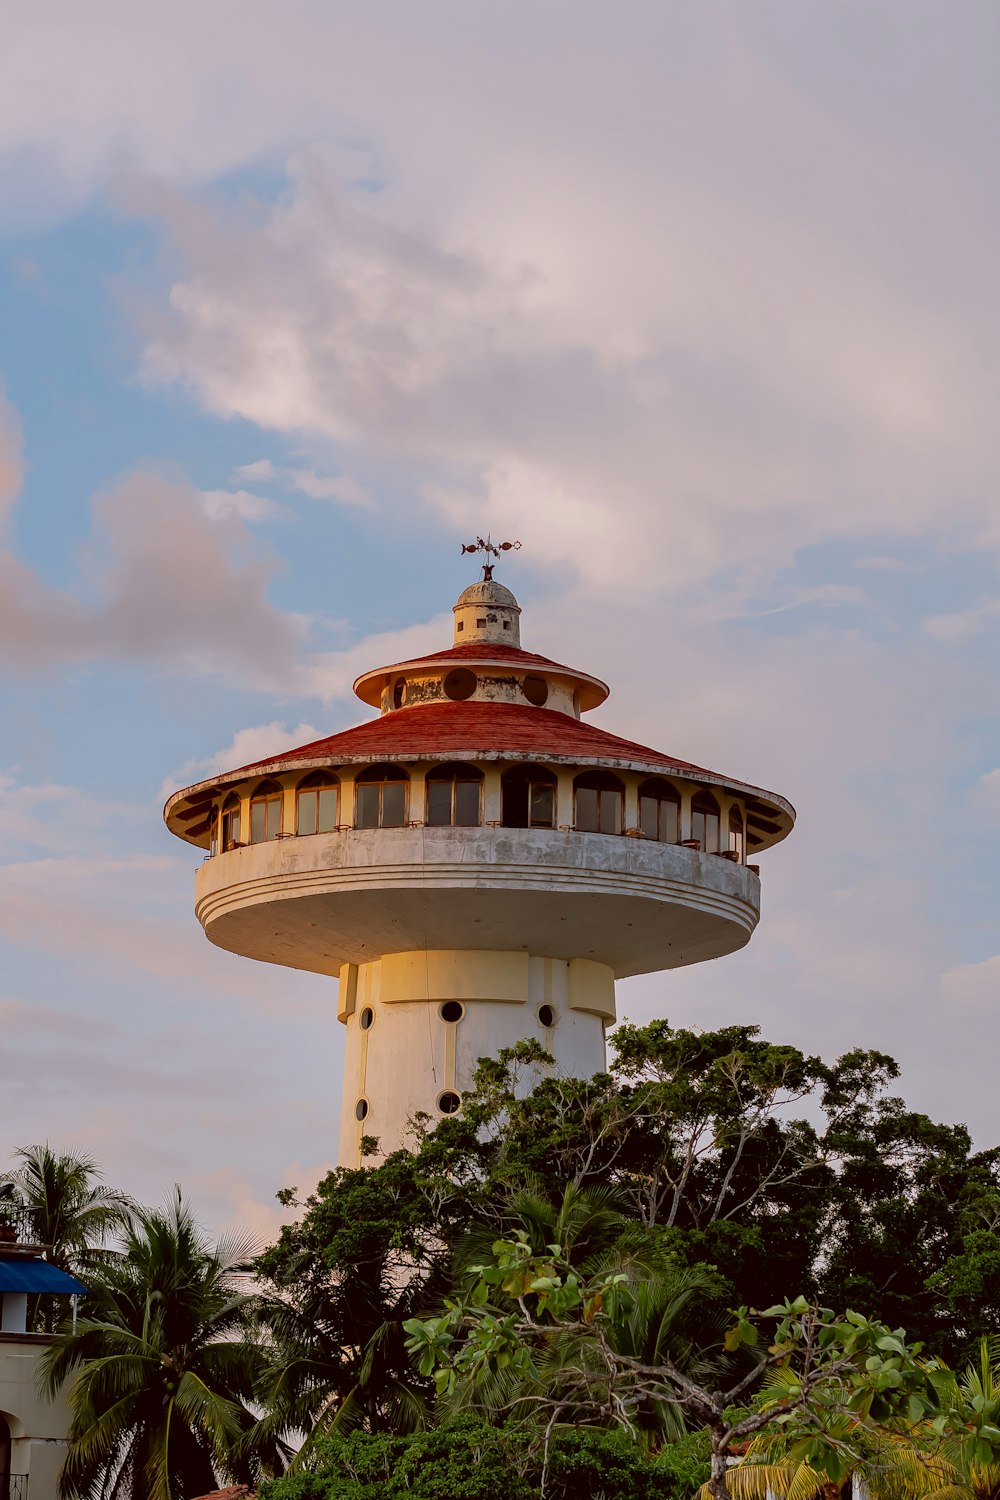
[389,669,551,708]
[356,1090,462,1121]
[358,1000,557,1030]
[212,762,745,857]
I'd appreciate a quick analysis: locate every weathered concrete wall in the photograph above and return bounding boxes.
[195,825,760,979]
[0,1335,71,1498]
[336,949,613,1165]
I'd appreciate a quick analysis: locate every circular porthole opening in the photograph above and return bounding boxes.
[437,1090,462,1115]
[359,1006,375,1031]
[538,1004,556,1029]
[355,1098,370,1121]
[522,674,549,707]
[443,667,477,701]
[440,1000,464,1023]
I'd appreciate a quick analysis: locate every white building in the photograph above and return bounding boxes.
[165,568,794,1165]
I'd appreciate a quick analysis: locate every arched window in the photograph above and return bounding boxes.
[392,678,406,710]
[729,804,744,860]
[355,764,408,829]
[426,762,483,827]
[691,790,721,854]
[250,779,284,843]
[297,771,339,835]
[638,778,681,844]
[501,763,557,829]
[221,792,241,851]
[574,770,624,835]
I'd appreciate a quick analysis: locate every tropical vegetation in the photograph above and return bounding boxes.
[8,1016,1000,1499]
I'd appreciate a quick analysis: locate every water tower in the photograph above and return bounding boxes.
[164,540,794,1165]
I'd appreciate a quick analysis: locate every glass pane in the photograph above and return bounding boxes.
[266,796,282,839]
[455,780,481,826]
[318,787,338,832]
[381,781,406,827]
[356,783,379,829]
[502,781,528,828]
[298,790,317,835]
[427,780,452,826]
[691,810,705,849]
[661,800,679,843]
[250,800,267,843]
[705,812,720,853]
[529,785,554,827]
[599,789,622,835]
[576,786,599,832]
[639,795,658,840]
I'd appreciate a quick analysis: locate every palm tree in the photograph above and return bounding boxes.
[715,1337,1000,1500]
[446,1179,723,1446]
[12,1143,130,1331]
[39,1191,288,1500]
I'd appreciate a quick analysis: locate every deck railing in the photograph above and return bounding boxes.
[0,1203,43,1248]
[3,1475,29,1500]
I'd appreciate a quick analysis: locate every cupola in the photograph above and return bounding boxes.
[452,578,521,646]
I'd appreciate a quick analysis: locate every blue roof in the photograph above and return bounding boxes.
[0,1258,86,1294]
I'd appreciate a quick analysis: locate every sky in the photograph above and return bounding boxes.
[1,1,999,1243]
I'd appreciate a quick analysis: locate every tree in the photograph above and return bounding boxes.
[40,1191,286,1500]
[254,1416,707,1500]
[254,1150,477,1463]
[404,1232,1000,1500]
[10,1143,130,1331]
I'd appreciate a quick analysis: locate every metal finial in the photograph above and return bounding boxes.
[459,533,521,580]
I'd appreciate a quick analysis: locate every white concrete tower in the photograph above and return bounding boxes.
[164,548,794,1166]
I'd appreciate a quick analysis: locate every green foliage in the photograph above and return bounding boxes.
[9,1143,131,1332]
[256,1017,1000,1477]
[39,1190,283,1500]
[405,1233,1000,1500]
[257,1416,704,1500]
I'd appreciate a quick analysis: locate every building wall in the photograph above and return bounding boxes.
[336,949,614,1166]
[0,1335,71,1498]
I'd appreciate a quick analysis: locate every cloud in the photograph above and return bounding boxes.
[286,468,372,507]
[127,92,1000,590]
[979,769,1000,814]
[924,600,1000,643]
[233,459,372,508]
[0,382,23,533]
[199,487,294,522]
[942,955,1000,1012]
[0,459,301,682]
[161,719,323,798]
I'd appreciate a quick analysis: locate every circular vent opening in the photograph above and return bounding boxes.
[522,675,549,707]
[359,1007,375,1031]
[355,1098,370,1121]
[440,1000,464,1023]
[538,1004,556,1028]
[437,1090,462,1115]
[443,668,477,701]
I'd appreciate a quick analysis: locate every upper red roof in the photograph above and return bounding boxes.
[229,699,716,778]
[417,642,580,668]
[165,698,795,846]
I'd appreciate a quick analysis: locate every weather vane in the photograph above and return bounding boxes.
[460,533,521,581]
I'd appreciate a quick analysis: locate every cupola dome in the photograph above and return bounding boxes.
[452,579,521,646]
